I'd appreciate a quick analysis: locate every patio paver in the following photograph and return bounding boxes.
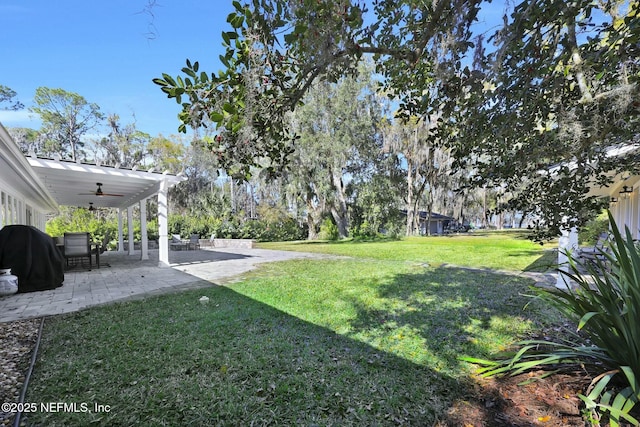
[0,247,558,322]
[0,247,325,322]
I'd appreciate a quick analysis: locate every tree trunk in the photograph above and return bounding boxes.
[331,170,349,238]
[482,188,488,228]
[307,213,319,240]
[518,212,527,228]
[330,206,349,238]
[306,203,321,240]
[426,198,433,236]
[406,165,415,236]
[413,176,428,235]
[305,186,321,240]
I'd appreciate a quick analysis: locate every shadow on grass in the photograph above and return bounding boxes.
[24,262,557,426]
[523,249,558,272]
[344,266,549,371]
[25,281,484,426]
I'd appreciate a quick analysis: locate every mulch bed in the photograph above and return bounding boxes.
[0,319,40,427]
[443,371,589,426]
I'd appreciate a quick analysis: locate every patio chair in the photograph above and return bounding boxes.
[578,232,610,266]
[64,232,92,270]
[170,234,188,251]
[188,234,201,250]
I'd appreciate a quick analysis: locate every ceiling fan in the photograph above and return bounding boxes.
[76,202,102,212]
[88,202,102,211]
[78,182,124,197]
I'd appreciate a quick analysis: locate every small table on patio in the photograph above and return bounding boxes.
[170,235,189,251]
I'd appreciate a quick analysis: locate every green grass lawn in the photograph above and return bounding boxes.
[258,231,557,271]
[24,233,563,426]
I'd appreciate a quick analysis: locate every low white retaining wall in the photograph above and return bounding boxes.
[201,238,255,249]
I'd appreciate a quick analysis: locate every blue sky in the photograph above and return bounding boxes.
[0,1,508,139]
[0,0,234,137]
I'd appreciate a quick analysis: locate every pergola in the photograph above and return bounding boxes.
[26,155,187,267]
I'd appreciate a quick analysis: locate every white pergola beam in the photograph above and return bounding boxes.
[26,155,186,264]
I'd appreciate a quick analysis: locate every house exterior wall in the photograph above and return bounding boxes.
[0,186,48,231]
[418,218,450,235]
[610,185,640,239]
[0,123,57,231]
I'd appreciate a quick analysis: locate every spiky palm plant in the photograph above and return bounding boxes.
[463,211,640,426]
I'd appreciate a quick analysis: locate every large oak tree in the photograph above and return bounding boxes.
[155,0,639,238]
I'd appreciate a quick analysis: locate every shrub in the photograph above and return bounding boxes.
[352,220,380,240]
[46,207,111,243]
[463,211,640,426]
[318,218,339,240]
[382,220,404,239]
[579,211,610,245]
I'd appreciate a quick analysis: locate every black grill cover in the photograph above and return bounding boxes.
[0,225,64,292]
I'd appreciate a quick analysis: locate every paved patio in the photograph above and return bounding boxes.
[0,247,325,322]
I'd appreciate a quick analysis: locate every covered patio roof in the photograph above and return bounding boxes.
[26,155,186,209]
[587,172,640,198]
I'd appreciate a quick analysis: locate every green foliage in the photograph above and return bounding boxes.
[349,170,404,239]
[129,218,159,242]
[243,218,306,242]
[30,87,103,161]
[288,63,384,239]
[0,85,24,110]
[168,213,217,238]
[46,206,157,247]
[155,0,639,242]
[463,211,640,425]
[47,206,303,245]
[457,1,640,241]
[46,207,110,243]
[351,220,380,240]
[147,135,185,174]
[383,220,405,240]
[153,0,481,176]
[317,217,339,241]
[98,114,149,169]
[579,210,610,245]
[167,212,305,242]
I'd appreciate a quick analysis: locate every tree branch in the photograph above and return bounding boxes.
[566,19,593,103]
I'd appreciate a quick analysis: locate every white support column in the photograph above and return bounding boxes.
[556,223,579,289]
[117,209,125,252]
[158,180,169,267]
[7,195,13,225]
[140,198,149,260]
[127,206,135,255]
[2,193,8,227]
[12,196,17,224]
[16,199,22,224]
